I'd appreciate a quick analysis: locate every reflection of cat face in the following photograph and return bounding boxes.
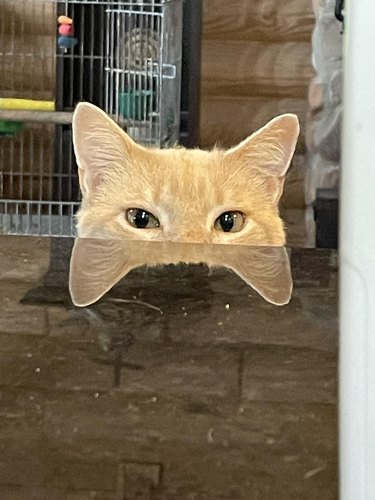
[73,104,299,246]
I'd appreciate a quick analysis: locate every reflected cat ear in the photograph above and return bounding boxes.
[225,114,300,202]
[72,103,141,197]
[220,246,293,306]
[69,238,137,307]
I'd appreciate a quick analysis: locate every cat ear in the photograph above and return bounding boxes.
[72,103,139,197]
[217,246,293,306]
[225,114,300,202]
[69,238,137,307]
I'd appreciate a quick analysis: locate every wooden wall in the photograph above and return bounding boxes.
[200,0,315,148]
[1,0,55,100]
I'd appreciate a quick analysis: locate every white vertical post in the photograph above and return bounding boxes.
[340,1,375,499]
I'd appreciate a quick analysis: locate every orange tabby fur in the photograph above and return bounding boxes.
[73,103,299,245]
[69,103,299,307]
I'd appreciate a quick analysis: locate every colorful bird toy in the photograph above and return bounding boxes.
[57,15,78,50]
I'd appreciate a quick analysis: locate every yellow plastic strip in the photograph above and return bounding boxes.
[0,98,55,111]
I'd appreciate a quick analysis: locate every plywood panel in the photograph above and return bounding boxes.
[202,40,313,99]
[1,0,55,36]
[1,36,55,99]
[281,155,306,209]
[200,96,307,148]
[203,0,315,42]
[1,1,55,100]
[0,124,55,201]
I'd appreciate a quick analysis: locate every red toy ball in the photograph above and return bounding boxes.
[59,24,74,36]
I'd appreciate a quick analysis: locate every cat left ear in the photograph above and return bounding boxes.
[225,114,300,202]
[72,103,140,198]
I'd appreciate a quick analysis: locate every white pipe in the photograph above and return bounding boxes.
[340,1,375,499]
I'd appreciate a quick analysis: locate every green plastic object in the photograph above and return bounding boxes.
[0,120,24,136]
[119,90,154,121]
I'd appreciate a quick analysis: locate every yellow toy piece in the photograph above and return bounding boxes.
[0,98,55,111]
[58,15,73,25]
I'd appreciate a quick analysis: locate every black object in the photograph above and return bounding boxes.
[335,0,344,33]
[180,0,203,147]
[314,188,338,249]
[335,0,344,22]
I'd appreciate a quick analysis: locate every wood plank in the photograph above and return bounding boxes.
[1,1,56,99]
[200,96,307,148]
[283,209,309,246]
[1,0,55,37]
[242,345,336,403]
[281,155,306,209]
[1,35,55,99]
[202,40,313,99]
[203,0,315,42]
[0,123,55,201]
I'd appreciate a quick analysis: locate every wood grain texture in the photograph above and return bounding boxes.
[201,40,313,99]
[1,0,55,99]
[0,124,54,172]
[203,0,315,42]
[200,0,314,183]
[1,0,55,36]
[281,155,306,209]
[200,97,307,148]
[1,45,55,100]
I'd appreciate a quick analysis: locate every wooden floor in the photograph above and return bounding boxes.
[0,234,337,500]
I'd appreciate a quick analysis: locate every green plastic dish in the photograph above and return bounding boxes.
[119,90,154,121]
[0,120,24,136]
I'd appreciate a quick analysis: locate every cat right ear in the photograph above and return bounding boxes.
[225,114,300,203]
[69,238,137,307]
[72,103,139,197]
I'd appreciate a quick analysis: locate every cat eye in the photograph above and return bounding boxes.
[126,208,160,229]
[215,211,245,233]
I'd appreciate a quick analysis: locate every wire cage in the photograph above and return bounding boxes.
[0,0,184,237]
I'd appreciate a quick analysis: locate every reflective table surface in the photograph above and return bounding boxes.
[0,236,337,500]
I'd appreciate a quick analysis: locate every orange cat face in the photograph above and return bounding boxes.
[72,103,299,246]
[69,103,299,307]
